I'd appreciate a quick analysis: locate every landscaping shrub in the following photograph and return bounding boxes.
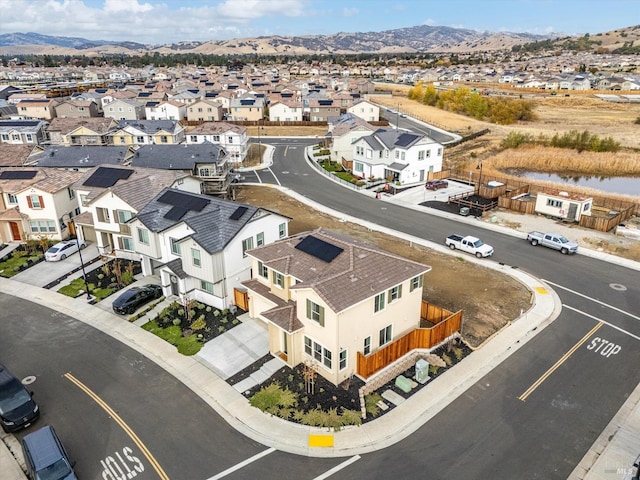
[250,382,298,412]
[365,393,383,417]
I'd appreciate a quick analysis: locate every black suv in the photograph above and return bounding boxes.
[0,363,40,432]
[112,284,163,315]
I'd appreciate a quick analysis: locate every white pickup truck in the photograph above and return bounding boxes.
[526,231,579,254]
[445,234,494,258]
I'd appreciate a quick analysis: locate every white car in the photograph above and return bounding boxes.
[44,240,85,261]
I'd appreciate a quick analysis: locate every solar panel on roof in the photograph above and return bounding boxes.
[82,167,133,188]
[164,206,189,221]
[240,99,254,105]
[0,170,38,180]
[229,206,248,221]
[158,189,210,212]
[139,92,152,97]
[318,100,332,106]
[295,235,344,263]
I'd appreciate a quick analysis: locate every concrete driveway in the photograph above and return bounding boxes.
[196,315,269,380]
[12,243,101,288]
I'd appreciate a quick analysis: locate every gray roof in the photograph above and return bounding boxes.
[114,119,181,134]
[32,146,131,168]
[130,143,226,170]
[135,187,276,254]
[369,128,422,150]
[0,119,48,134]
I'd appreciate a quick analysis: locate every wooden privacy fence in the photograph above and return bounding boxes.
[356,302,462,380]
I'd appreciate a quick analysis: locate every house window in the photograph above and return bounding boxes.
[160,136,168,143]
[256,232,264,246]
[306,299,325,326]
[356,146,363,155]
[374,292,385,313]
[120,237,134,251]
[199,167,211,177]
[28,195,43,209]
[242,237,254,257]
[190,135,197,142]
[67,187,75,199]
[96,207,110,222]
[379,325,392,347]
[258,261,268,279]
[418,151,425,160]
[116,210,132,223]
[273,271,284,288]
[546,199,562,208]
[437,148,442,156]
[201,280,213,293]
[192,248,201,267]
[401,151,406,160]
[388,284,402,303]
[119,137,126,144]
[339,349,347,370]
[363,336,371,355]
[170,238,181,255]
[303,337,332,369]
[29,220,56,233]
[7,193,17,204]
[136,136,144,143]
[304,336,312,355]
[1,134,8,141]
[213,135,220,142]
[354,162,363,172]
[227,136,233,143]
[410,275,423,292]
[26,134,33,142]
[278,223,286,238]
[137,228,149,245]
[323,349,332,368]
[314,342,322,361]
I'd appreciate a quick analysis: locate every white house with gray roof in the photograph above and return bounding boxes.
[72,166,200,257]
[185,122,248,164]
[0,119,49,145]
[129,188,290,309]
[351,128,443,185]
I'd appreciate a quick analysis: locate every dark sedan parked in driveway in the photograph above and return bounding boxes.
[112,285,163,315]
[425,179,449,190]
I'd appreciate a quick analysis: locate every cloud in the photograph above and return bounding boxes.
[422,18,437,26]
[342,7,358,17]
[103,0,153,13]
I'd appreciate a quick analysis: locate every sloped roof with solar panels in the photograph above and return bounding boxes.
[134,187,288,254]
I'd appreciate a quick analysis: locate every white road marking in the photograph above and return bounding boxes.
[267,167,282,186]
[312,455,361,480]
[544,279,640,321]
[206,447,276,479]
[564,305,640,341]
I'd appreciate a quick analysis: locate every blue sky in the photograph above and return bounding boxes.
[0,0,635,45]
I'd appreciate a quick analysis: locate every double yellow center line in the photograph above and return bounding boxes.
[518,322,603,402]
[64,373,169,480]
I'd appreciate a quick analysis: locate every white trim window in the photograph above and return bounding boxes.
[258,261,268,279]
[374,292,385,313]
[256,232,264,246]
[410,275,423,292]
[170,238,181,255]
[191,248,201,267]
[278,223,286,238]
[339,349,347,370]
[137,228,149,245]
[242,237,254,257]
[363,336,371,355]
[304,336,332,369]
[273,271,284,288]
[306,299,325,326]
[388,284,402,303]
[379,325,392,347]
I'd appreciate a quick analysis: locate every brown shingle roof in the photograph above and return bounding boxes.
[0,145,34,167]
[248,229,430,314]
[0,168,83,194]
[47,117,115,135]
[243,278,303,333]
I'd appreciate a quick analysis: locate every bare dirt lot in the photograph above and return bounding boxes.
[235,186,531,347]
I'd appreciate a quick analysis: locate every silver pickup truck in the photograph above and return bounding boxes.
[526,231,579,254]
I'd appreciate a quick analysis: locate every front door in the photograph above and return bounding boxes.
[9,222,21,241]
[170,275,179,296]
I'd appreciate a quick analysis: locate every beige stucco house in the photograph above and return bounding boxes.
[242,229,430,386]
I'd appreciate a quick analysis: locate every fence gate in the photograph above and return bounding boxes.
[234,288,249,311]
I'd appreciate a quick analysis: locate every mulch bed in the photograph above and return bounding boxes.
[152,302,245,343]
[229,338,473,424]
[420,194,497,217]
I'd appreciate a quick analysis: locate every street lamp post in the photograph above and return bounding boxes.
[60,214,91,300]
[476,162,483,195]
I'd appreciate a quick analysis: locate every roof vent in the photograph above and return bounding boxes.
[559,191,569,196]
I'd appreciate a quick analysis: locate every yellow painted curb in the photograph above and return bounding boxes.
[309,434,334,447]
[535,286,548,294]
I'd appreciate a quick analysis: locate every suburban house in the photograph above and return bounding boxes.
[144,100,187,121]
[47,117,117,146]
[129,188,290,309]
[103,98,145,121]
[185,99,224,122]
[30,145,134,170]
[242,228,430,386]
[347,99,380,122]
[72,166,201,257]
[228,96,265,121]
[15,98,58,121]
[54,99,102,118]
[351,128,444,185]
[0,168,83,243]
[534,190,593,222]
[268,100,303,122]
[185,122,248,164]
[307,98,341,122]
[0,119,49,145]
[326,113,376,166]
[130,143,232,197]
[108,120,185,146]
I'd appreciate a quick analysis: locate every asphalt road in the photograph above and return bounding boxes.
[3,137,638,479]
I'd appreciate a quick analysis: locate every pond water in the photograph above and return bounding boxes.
[504,170,640,197]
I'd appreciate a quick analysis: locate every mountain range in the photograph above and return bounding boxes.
[0,24,636,56]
